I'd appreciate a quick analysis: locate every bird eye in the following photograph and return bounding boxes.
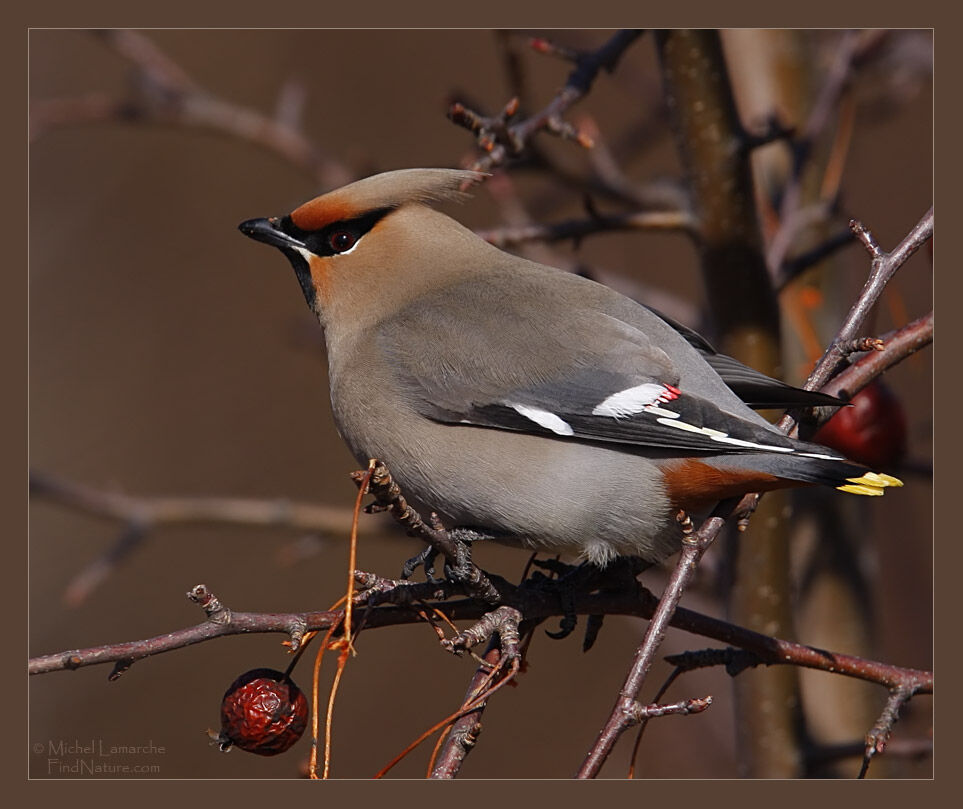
[328,230,357,254]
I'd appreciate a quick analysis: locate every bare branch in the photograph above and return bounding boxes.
[576,205,933,777]
[475,207,696,249]
[576,507,733,778]
[30,575,932,700]
[624,695,712,723]
[429,610,523,779]
[30,470,360,535]
[30,30,352,188]
[453,30,643,173]
[794,208,933,398]
[766,29,890,273]
[30,470,368,605]
[820,312,933,405]
[859,687,918,778]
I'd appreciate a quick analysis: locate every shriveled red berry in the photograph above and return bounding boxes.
[217,668,308,756]
[814,381,908,469]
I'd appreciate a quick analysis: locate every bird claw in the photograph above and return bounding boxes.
[401,546,443,583]
[545,611,577,640]
[442,532,476,584]
[523,555,649,646]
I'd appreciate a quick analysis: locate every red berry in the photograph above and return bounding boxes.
[217,668,308,756]
[814,381,908,469]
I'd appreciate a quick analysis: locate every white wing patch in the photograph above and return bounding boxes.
[593,383,674,417]
[653,415,795,452]
[510,403,574,436]
[514,382,829,457]
[592,382,805,454]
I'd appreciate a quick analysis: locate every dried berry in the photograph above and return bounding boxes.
[217,668,308,756]
[815,381,908,469]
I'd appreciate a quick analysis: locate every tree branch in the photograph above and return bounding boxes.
[29,579,933,701]
[452,30,644,173]
[30,469,368,606]
[30,30,352,188]
[475,207,696,248]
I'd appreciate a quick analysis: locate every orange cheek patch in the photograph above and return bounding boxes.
[661,458,792,512]
[307,256,333,307]
[290,195,360,232]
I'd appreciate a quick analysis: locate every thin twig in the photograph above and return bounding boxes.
[30,470,366,605]
[454,30,644,173]
[576,207,933,777]
[792,209,933,401]
[374,648,520,779]
[355,461,501,604]
[429,641,503,778]
[576,507,733,778]
[29,575,934,720]
[820,312,933,404]
[475,207,697,249]
[30,470,359,535]
[30,30,352,188]
[767,29,889,273]
[859,687,917,779]
[806,736,931,767]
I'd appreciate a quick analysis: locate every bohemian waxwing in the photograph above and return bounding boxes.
[239,168,902,568]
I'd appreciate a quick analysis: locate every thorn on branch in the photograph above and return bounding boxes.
[859,686,916,778]
[850,218,885,259]
[839,336,886,355]
[284,622,307,652]
[623,694,713,724]
[188,584,231,624]
[108,659,133,681]
[529,36,581,63]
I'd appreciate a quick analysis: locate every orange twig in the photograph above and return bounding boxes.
[343,459,376,650]
[426,724,455,776]
[308,623,340,779]
[319,460,376,778]
[430,607,460,635]
[819,93,855,203]
[374,657,519,778]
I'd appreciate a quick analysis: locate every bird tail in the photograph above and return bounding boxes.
[835,471,904,496]
[709,451,904,496]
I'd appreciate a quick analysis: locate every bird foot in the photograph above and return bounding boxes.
[523,555,649,647]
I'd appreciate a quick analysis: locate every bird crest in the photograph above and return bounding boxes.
[289,168,485,232]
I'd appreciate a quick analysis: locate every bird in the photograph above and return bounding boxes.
[238,168,902,570]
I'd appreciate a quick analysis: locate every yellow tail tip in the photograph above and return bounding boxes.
[837,484,885,496]
[837,472,904,495]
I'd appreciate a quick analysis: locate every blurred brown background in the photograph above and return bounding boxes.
[29,30,932,779]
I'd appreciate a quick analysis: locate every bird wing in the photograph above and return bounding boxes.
[377,277,842,460]
[640,304,845,409]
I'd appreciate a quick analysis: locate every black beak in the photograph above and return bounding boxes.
[238,218,306,251]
